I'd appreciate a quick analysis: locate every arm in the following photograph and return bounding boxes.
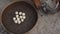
[32,0,42,8]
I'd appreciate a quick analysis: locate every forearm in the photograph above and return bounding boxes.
[32,0,42,8]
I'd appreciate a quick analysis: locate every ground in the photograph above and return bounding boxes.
[0,0,60,34]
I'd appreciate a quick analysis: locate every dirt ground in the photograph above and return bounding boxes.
[0,0,60,34]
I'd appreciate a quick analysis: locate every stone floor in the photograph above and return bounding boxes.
[0,0,60,34]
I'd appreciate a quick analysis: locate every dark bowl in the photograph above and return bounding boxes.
[1,1,38,34]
